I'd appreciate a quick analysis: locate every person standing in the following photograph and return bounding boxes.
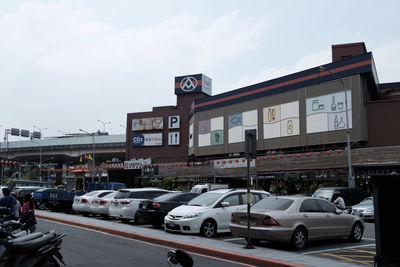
[0,188,17,219]
[332,192,346,210]
[20,193,37,233]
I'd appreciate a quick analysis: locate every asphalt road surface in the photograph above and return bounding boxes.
[37,218,255,267]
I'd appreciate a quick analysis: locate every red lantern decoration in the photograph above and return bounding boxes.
[228,160,232,164]
[242,159,246,163]
[326,151,331,156]
[271,156,276,160]
[297,153,302,158]
[256,157,260,161]
[316,152,321,156]
[279,154,284,159]
[306,153,310,157]
[210,161,214,165]
[287,154,292,159]
[216,161,220,164]
[263,156,268,160]
[337,149,342,154]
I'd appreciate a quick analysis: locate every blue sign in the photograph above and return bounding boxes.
[132,134,145,147]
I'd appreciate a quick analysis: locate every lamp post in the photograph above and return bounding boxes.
[97,120,111,133]
[318,66,355,188]
[31,140,42,181]
[79,129,96,182]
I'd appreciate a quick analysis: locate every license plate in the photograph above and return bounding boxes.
[142,204,147,209]
[114,202,119,206]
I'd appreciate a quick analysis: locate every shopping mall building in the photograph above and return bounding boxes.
[117,42,400,192]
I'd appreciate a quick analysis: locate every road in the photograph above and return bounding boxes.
[37,218,254,267]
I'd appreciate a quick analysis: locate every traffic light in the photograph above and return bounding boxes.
[245,129,257,159]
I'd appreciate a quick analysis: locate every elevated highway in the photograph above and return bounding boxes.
[0,134,126,165]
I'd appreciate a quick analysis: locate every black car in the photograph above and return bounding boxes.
[137,192,199,228]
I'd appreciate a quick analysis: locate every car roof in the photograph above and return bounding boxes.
[13,186,44,190]
[118,187,168,192]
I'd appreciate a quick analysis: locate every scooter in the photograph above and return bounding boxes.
[0,230,66,267]
[167,249,193,267]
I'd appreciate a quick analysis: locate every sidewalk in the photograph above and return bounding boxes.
[36,210,362,267]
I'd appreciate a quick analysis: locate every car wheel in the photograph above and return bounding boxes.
[134,213,144,225]
[291,226,308,250]
[349,222,363,242]
[200,219,217,238]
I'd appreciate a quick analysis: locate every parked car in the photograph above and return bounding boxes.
[230,196,364,250]
[109,188,170,223]
[312,187,365,207]
[73,190,114,215]
[137,192,200,228]
[11,186,43,204]
[164,189,270,238]
[352,197,374,221]
[90,191,118,218]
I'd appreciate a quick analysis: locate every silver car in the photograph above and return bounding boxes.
[230,196,364,250]
[352,197,374,221]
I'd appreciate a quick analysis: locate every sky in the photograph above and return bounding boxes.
[1,0,399,141]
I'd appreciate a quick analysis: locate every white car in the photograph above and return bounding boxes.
[109,188,170,223]
[164,189,270,238]
[72,190,114,215]
[90,191,118,218]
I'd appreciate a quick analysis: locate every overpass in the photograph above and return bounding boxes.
[0,134,126,174]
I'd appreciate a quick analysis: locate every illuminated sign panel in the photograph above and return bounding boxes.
[132,117,163,131]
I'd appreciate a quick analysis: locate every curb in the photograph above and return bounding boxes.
[37,214,304,267]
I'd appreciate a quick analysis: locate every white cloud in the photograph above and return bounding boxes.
[0,1,270,137]
[218,49,331,93]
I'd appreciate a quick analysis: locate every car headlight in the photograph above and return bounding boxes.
[365,208,374,212]
[183,212,203,219]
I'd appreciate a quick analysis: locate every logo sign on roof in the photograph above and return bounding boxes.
[175,73,212,96]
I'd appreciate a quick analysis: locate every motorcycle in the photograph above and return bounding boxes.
[0,206,66,267]
[167,249,193,267]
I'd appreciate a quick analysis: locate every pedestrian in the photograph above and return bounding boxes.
[20,193,37,233]
[14,199,22,220]
[332,192,346,210]
[0,188,17,219]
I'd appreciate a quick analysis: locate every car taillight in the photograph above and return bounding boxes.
[231,214,236,223]
[99,200,107,205]
[81,198,88,203]
[262,216,280,226]
[120,200,132,205]
[152,203,161,209]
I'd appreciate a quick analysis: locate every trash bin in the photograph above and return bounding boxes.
[371,174,400,267]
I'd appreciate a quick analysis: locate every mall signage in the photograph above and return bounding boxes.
[132,133,163,147]
[174,73,212,96]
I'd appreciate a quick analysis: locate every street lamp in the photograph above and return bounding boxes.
[97,120,111,133]
[318,66,355,188]
[31,140,43,181]
[79,129,96,182]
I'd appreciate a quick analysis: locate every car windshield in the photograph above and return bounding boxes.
[359,197,373,205]
[313,189,333,200]
[187,192,224,207]
[114,190,130,199]
[153,193,177,202]
[252,198,294,210]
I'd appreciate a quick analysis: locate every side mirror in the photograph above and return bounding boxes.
[335,209,343,215]
[221,202,230,208]
[167,249,193,267]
